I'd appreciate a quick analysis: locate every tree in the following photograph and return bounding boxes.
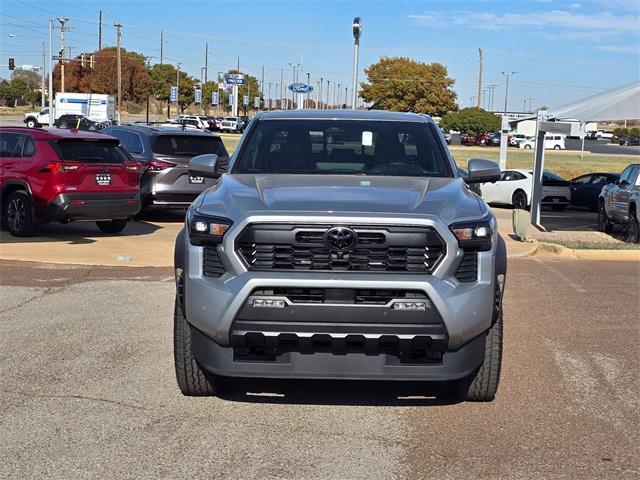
[440,107,501,136]
[52,47,152,104]
[360,57,458,115]
[201,80,219,114]
[150,63,175,103]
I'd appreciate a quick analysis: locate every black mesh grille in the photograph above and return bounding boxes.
[250,287,428,305]
[455,251,478,283]
[203,246,225,277]
[237,224,445,273]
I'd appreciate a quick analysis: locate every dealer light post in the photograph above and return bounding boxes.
[502,71,517,113]
[351,17,362,109]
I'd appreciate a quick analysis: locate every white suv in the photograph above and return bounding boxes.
[519,134,565,150]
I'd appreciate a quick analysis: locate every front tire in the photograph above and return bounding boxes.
[96,219,128,233]
[598,201,613,233]
[174,296,220,396]
[5,191,36,237]
[553,145,561,150]
[524,144,532,149]
[455,308,503,402]
[26,118,37,128]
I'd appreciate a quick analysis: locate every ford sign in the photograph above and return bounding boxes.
[288,83,313,93]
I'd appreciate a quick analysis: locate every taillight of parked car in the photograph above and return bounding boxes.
[147,159,177,171]
[123,162,141,172]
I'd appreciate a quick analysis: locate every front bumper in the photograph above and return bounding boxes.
[43,192,140,221]
[181,214,500,380]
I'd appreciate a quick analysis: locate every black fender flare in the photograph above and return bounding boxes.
[174,227,186,274]
[496,234,507,278]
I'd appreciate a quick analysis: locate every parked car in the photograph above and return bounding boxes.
[484,132,501,146]
[101,124,229,209]
[619,136,640,146]
[174,109,506,401]
[519,134,566,150]
[570,172,619,211]
[161,118,205,131]
[480,169,571,211]
[0,126,141,236]
[177,115,212,130]
[55,114,104,131]
[440,128,452,144]
[598,163,640,243]
[219,117,245,133]
[509,133,528,146]
[460,133,477,146]
[595,130,614,140]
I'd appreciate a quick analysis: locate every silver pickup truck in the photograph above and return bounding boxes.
[173,109,507,401]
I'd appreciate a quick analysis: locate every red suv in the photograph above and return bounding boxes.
[0,127,141,236]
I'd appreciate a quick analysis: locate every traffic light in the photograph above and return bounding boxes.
[80,53,85,67]
[8,58,14,70]
[89,55,94,69]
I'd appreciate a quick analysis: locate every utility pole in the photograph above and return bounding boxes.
[98,10,102,50]
[268,83,272,110]
[326,80,330,109]
[486,84,498,111]
[41,40,45,108]
[57,17,69,93]
[319,77,323,109]
[502,71,517,113]
[337,83,341,108]
[204,42,208,83]
[333,81,337,109]
[48,18,53,127]
[527,98,533,112]
[351,17,362,109]
[114,23,122,124]
[306,72,310,108]
[261,65,265,108]
[160,30,163,64]
[477,48,483,108]
[280,69,284,110]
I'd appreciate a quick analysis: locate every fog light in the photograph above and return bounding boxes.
[253,298,286,308]
[393,302,426,311]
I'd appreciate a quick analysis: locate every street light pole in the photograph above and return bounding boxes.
[48,18,53,126]
[351,17,362,109]
[114,23,122,124]
[176,62,182,115]
[57,17,69,93]
[502,71,517,113]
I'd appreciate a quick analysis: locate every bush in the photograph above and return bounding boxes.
[629,127,640,138]
[125,101,143,114]
[613,127,628,139]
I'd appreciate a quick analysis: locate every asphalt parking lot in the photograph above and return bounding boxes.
[0,256,638,479]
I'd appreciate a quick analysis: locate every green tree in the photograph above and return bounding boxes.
[440,107,501,136]
[201,80,219,114]
[177,71,196,112]
[629,127,640,138]
[150,63,176,102]
[360,56,458,115]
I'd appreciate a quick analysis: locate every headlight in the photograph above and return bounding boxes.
[449,216,494,251]
[187,210,232,246]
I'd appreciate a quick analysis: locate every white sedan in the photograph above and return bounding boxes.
[480,169,571,211]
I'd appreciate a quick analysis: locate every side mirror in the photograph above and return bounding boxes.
[189,154,220,179]
[466,158,501,183]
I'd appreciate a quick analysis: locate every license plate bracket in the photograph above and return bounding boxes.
[95,173,111,186]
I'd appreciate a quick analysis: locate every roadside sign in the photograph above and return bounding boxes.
[225,74,245,85]
[211,92,219,105]
[253,96,260,108]
[170,86,178,102]
[242,95,249,106]
[194,89,202,104]
[288,83,313,93]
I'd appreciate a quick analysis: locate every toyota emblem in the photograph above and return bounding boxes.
[323,227,358,251]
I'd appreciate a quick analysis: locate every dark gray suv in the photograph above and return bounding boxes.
[101,125,229,209]
[174,110,507,401]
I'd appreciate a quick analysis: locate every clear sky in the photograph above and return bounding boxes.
[1,0,638,111]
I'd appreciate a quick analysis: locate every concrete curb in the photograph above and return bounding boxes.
[506,239,540,258]
[535,241,640,261]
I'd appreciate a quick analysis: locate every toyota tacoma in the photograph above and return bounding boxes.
[174,110,507,401]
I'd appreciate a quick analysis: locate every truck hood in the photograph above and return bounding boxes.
[196,174,487,224]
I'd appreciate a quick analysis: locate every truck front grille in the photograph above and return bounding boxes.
[236,224,445,273]
[250,287,428,305]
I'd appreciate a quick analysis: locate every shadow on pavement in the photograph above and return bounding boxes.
[0,219,164,245]
[218,377,461,407]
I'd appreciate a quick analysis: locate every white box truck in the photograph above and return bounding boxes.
[23,93,116,128]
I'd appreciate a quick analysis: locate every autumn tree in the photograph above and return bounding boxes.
[440,107,501,136]
[359,57,458,116]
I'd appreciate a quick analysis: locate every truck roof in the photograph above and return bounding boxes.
[256,109,434,123]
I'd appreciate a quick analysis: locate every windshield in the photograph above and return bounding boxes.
[152,135,228,157]
[233,119,452,177]
[54,140,129,163]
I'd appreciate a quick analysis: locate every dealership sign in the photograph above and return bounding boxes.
[225,74,245,85]
[288,83,313,93]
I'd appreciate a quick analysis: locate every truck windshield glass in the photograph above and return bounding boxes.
[233,120,452,177]
[153,135,227,157]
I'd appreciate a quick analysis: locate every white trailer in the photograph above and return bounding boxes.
[23,93,116,127]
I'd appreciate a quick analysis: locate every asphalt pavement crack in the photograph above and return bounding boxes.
[5,390,150,411]
[0,287,57,315]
